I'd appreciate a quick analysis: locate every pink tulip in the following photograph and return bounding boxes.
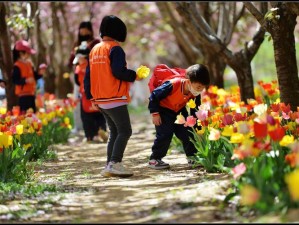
[232,162,246,179]
[195,109,208,121]
[208,128,221,141]
[184,116,197,127]
[174,113,186,124]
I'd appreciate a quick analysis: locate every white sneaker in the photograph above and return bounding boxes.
[100,165,110,177]
[104,161,133,178]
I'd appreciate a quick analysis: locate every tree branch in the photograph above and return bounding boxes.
[175,2,233,60]
[246,26,265,61]
[243,2,265,25]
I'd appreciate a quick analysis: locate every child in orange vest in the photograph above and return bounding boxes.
[12,40,46,113]
[148,64,210,169]
[85,15,146,178]
[73,41,108,143]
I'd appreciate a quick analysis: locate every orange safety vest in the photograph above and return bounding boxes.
[89,41,131,104]
[14,60,36,96]
[160,78,194,113]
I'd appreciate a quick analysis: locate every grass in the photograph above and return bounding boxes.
[0,181,60,203]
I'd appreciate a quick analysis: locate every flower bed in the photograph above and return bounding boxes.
[0,94,76,184]
[175,80,299,215]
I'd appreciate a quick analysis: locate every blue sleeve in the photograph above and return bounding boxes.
[84,59,93,99]
[12,66,26,85]
[148,81,173,114]
[110,46,137,82]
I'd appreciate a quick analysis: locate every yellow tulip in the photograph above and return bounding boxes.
[0,107,7,115]
[279,135,295,147]
[23,143,32,151]
[0,133,13,147]
[28,126,35,134]
[186,99,196,109]
[64,117,70,125]
[285,168,299,201]
[240,184,260,205]
[136,65,150,79]
[33,121,39,130]
[221,125,234,137]
[230,133,245,144]
[16,124,23,135]
[42,118,48,126]
[196,127,205,135]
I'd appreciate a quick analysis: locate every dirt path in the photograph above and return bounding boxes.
[0,112,276,223]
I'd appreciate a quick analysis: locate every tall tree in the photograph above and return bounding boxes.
[50,2,72,98]
[244,2,299,111]
[157,2,248,89]
[0,2,18,110]
[175,2,266,102]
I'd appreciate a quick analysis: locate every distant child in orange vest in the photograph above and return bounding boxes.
[12,40,46,113]
[147,64,210,170]
[73,41,108,143]
[85,15,147,178]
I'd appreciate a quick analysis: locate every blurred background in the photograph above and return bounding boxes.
[0,2,298,109]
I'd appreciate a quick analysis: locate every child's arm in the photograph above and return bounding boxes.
[84,60,93,100]
[110,46,137,82]
[74,65,80,86]
[148,81,173,126]
[12,66,27,85]
[148,81,173,114]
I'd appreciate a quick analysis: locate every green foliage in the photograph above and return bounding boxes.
[169,135,184,154]
[6,14,34,29]
[264,8,280,25]
[228,143,299,215]
[0,181,59,203]
[189,128,234,173]
[0,114,71,183]
[0,142,33,184]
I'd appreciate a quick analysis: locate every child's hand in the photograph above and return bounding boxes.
[91,102,100,111]
[152,114,162,126]
[26,77,35,84]
[0,82,5,88]
[136,65,150,80]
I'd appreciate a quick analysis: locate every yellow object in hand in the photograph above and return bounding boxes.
[136,65,150,79]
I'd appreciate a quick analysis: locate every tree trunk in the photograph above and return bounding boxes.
[204,51,226,89]
[50,2,72,98]
[156,2,200,67]
[244,2,299,110]
[0,3,18,110]
[174,2,265,101]
[32,2,55,94]
[229,51,255,102]
[269,7,299,111]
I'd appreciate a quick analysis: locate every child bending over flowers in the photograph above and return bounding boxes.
[147,64,210,169]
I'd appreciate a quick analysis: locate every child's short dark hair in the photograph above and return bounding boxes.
[186,64,210,86]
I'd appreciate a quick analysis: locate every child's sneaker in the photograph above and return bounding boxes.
[100,165,110,177]
[104,161,133,178]
[148,159,170,170]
